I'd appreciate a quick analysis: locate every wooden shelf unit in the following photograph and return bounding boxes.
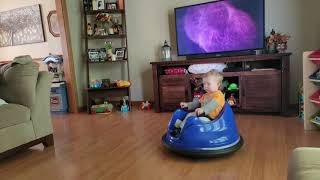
[86,9,125,15]
[151,53,291,115]
[83,0,131,113]
[302,51,318,130]
[86,34,126,40]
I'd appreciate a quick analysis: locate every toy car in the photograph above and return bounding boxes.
[162,103,243,158]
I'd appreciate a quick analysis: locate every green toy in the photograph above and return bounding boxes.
[222,80,229,89]
[91,101,114,114]
[228,83,239,91]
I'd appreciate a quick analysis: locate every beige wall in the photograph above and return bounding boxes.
[0,0,62,61]
[126,0,320,103]
[67,0,320,106]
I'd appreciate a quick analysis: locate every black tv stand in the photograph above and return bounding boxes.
[186,50,257,60]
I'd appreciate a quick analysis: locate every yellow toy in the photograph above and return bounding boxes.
[116,80,131,87]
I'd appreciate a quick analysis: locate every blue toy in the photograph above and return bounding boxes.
[162,103,243,158]
[120,98,129,112]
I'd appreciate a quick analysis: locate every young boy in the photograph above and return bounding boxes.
[174,70,225,129]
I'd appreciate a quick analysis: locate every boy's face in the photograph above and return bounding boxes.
[203,76,219,93]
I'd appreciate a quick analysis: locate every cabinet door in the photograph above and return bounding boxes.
[159,76,191,111]
[241,71,281,112]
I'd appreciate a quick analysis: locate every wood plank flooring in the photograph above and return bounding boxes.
[0,110,320,180]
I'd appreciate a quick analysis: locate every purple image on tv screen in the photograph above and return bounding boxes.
[175,0,264,55]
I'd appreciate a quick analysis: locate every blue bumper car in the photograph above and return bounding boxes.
[162,103,243,158]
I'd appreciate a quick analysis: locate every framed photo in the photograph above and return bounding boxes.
[115,47,126,60]
[92,0,105,10]
[99,48,107,61]
[88,49,100,62]
[106,3,117,10]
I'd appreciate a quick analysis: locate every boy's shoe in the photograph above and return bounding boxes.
[171,128,181,137]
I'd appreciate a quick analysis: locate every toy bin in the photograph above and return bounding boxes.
[50,81,68,114]
[309,69,320,86]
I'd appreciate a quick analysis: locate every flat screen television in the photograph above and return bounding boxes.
[175,0,265,57]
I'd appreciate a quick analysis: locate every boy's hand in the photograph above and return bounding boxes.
[180,102,188,108]
[195,108,204,116]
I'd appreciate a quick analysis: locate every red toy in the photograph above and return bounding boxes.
[140,101,152,110]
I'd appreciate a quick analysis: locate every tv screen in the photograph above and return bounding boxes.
[175,0,265,56]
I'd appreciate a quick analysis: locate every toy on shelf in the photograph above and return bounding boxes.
[190,78,205,99]
[43,55,64,82]
[298,84,304,121]
[308,49,320,64]
[90,80,102,88]
[309,90,320,106]
[91,101,113,114]
[222,80,229,91]
[87,23,93,36]
[121,98,129,112]
[227,93,237,106]
[116,80,131,87]
[309,69,320,86]
[227,83,239,91]
[310,111,320,128]
[140,101,152,110]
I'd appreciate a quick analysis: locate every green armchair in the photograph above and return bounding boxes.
[0,55,54,158]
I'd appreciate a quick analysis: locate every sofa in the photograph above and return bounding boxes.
[0,55,54,158]
[288,147,320,180]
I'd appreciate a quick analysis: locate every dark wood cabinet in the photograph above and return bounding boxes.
[151,53,291,115]
[241,71,281,112]
[159,76,191,111]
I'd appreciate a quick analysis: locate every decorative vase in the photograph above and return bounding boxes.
[276,43,287,53]
[267,42,277,54]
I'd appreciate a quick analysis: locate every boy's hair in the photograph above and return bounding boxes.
[203,70,224,87]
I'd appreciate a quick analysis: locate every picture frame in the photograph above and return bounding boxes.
[88,49,100,62]
[47,10,60,37]
[99,48,107,61]
[92,0,105,10]
[106,3,117,10]
[0,4,45,47]
[115,47,126,60]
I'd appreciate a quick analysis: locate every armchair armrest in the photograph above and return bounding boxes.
[31,72,54,138]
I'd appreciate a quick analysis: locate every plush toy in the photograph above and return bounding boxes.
[140,101,152,110]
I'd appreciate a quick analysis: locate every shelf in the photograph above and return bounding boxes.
[88,59,128,64]
[86,34,126,40]
[87,86,130,92]
[85,9,125,15]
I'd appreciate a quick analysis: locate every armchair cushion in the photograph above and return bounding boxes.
[288,147,320,180]
[0,104,30,129]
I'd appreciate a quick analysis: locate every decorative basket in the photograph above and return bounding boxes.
[164,67,188,75]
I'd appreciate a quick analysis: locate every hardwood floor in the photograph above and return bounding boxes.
[0,110,320,180]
